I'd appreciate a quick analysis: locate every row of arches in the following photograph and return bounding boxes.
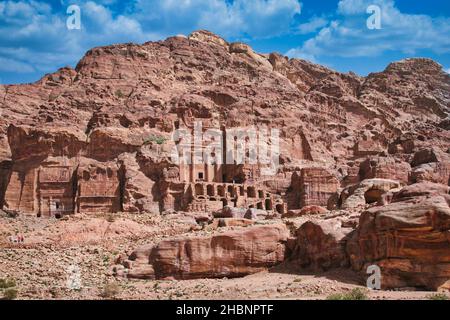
[194,183,267,199]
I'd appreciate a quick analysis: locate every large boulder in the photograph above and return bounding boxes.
[340,178,401,209]
[121,224,289,280]
[282,205,328,218]
[358,157,411,184]
[410,162,450,186]
[288,219,353,271]
[213,206,247,219]
[347,182,450,290]
[244,208,268,220]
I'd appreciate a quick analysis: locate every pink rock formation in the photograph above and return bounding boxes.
[121,224,289,280]
[347,182,450,290]
[288,219,353,271]
[0,30,448,216]
[0,30,449,289]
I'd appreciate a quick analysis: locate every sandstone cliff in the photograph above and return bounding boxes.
[0,30,449,216]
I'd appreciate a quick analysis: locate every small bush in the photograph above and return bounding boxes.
[143,135,167,145]
[100,282,120,299]
[3,288,18,300]
[115,89,125,98]
[105,213,116,223]
[326,288,369,300]
[0,278,16,289]
[427,293,449,300]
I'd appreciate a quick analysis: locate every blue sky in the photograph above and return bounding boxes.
[0,0,449,84]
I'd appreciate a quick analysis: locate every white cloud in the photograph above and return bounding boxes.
[445,68,450,74]
[134,0,302,38]
[0,56,35,72]
[0,0,156,77]
[297,16,328,34]
[284,48,318,63]
[286,0,450,61]
[0,0,303,80]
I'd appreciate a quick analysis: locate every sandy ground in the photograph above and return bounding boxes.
[0,213,443,300]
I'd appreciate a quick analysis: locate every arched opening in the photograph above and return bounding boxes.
[258,190,264,198]
[207,185,215,197]
[276,204,284,215]
[247,186,256,198]
[364,188,383,204]
[195,184,204,196]
[239,186,244,196]
[265,199,273,210]
[257,202,264,210]
[222,199,228,207]
[228,185,235,197]
[218,185,225,197]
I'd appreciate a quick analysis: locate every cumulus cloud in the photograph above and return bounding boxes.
[0,0,303,82]
[0,56,34,73]
[297,16,328,34]
[0,0,157,79]
[133,0,302,38]
[286,0,450,61]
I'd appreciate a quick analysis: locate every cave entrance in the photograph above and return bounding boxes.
[364,188,384,204]
[207,185,215,196]
[247,186,256,198]
[49,199,63,218]
[276,204,284,215]
[195,184,204,196]
[265,199,273,211]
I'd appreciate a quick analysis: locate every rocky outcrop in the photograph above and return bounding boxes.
[289,167,340,210]
[0,30,449,218]
[288,218,353,271]
[410,148,450,186]
[119,224,289,280]
[213,206,247,219]
[340,178,401,209]
[283,205,328,218]
[359,157,411,184]
[347,182,450,290]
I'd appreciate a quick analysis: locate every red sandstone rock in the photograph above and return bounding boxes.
[288,219,352,271]
[123,224,289,280]
[1,31,448,216]
[283,205,328,218]
[347,183,450,290]
[244,208,268,220]
[340,178,402,209]
[358,157,411,184]
[214,206,247,219]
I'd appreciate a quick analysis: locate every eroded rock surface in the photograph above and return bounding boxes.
[347,182,450,290]
[0,30,449,292]
[120,224,289,280]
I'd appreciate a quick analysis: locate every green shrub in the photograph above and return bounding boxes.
[426,293,449,300]
[115,89,125,98]
[3,288,18,300]
[0,278,16,289]
[100,282,120,299]
[326,288,369,300]
[105,213,116,223]
[143,135,167,145]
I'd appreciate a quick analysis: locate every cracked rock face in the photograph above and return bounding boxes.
[347,182,450,291]
[121,224,289,280]
[0,30,449,290]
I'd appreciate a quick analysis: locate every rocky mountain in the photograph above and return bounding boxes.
[0,30,449,291]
